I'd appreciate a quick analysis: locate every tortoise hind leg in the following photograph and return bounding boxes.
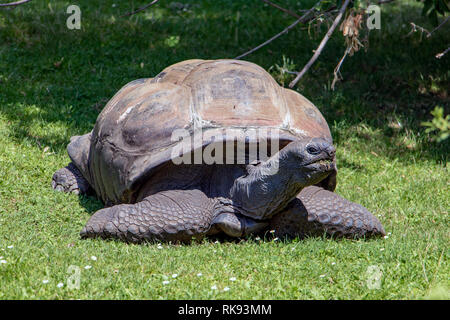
[52,163,91,195]
[270,186,385,239]
[80,189,216,243]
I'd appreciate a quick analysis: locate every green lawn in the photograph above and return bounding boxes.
[0,0,448,299]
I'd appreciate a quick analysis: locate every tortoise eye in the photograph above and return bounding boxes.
[306,145,321,155]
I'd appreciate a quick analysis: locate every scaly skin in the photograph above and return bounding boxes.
[80,189,216,243]
[270,186,386,239]
[52,163,91,195]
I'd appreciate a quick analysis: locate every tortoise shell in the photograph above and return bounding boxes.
[76,59,333,204]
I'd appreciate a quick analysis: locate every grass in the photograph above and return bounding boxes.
[0,0,448,299]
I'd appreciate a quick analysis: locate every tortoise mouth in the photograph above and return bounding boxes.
[304,157,335,172]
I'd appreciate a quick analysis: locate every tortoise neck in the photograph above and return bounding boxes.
[229,151,303,220]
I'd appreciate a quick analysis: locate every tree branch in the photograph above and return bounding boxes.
[289,0,351,88]
[377,0,395,4]
[406,22,431,38]
[435,47,449,59]
[121,0,160,17]
[0,0,32,7]
[331,45,351,90]
[261,0,301,19]
[428,16,449,38]
[235,1,321,60]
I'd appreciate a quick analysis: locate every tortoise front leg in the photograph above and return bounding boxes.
[270,186,385,239]
[210,212,269,237]
[80,189,217,243]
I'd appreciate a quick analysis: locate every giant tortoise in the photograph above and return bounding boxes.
[52,59,385,242]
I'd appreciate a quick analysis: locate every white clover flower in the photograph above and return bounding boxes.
[380,248,385,251]
[84,265,92,270]
[162,280,170,285]
[157,244,163,249]
[197,273,202,277]
[223,287,230,292]
[0,260,7,264]
[384,236,389,239]
[42,279,49,284]
[255,237,261,241]
[91,256,97,261]
[57,283,64,288]
[319,274,326,278]
[331,262,336,265]
[172,274,178,278]
[7,245,13,249]
[229,277,236,282]
[211,285,217,290]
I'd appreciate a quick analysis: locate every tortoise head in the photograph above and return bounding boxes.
[277,137,336,187]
